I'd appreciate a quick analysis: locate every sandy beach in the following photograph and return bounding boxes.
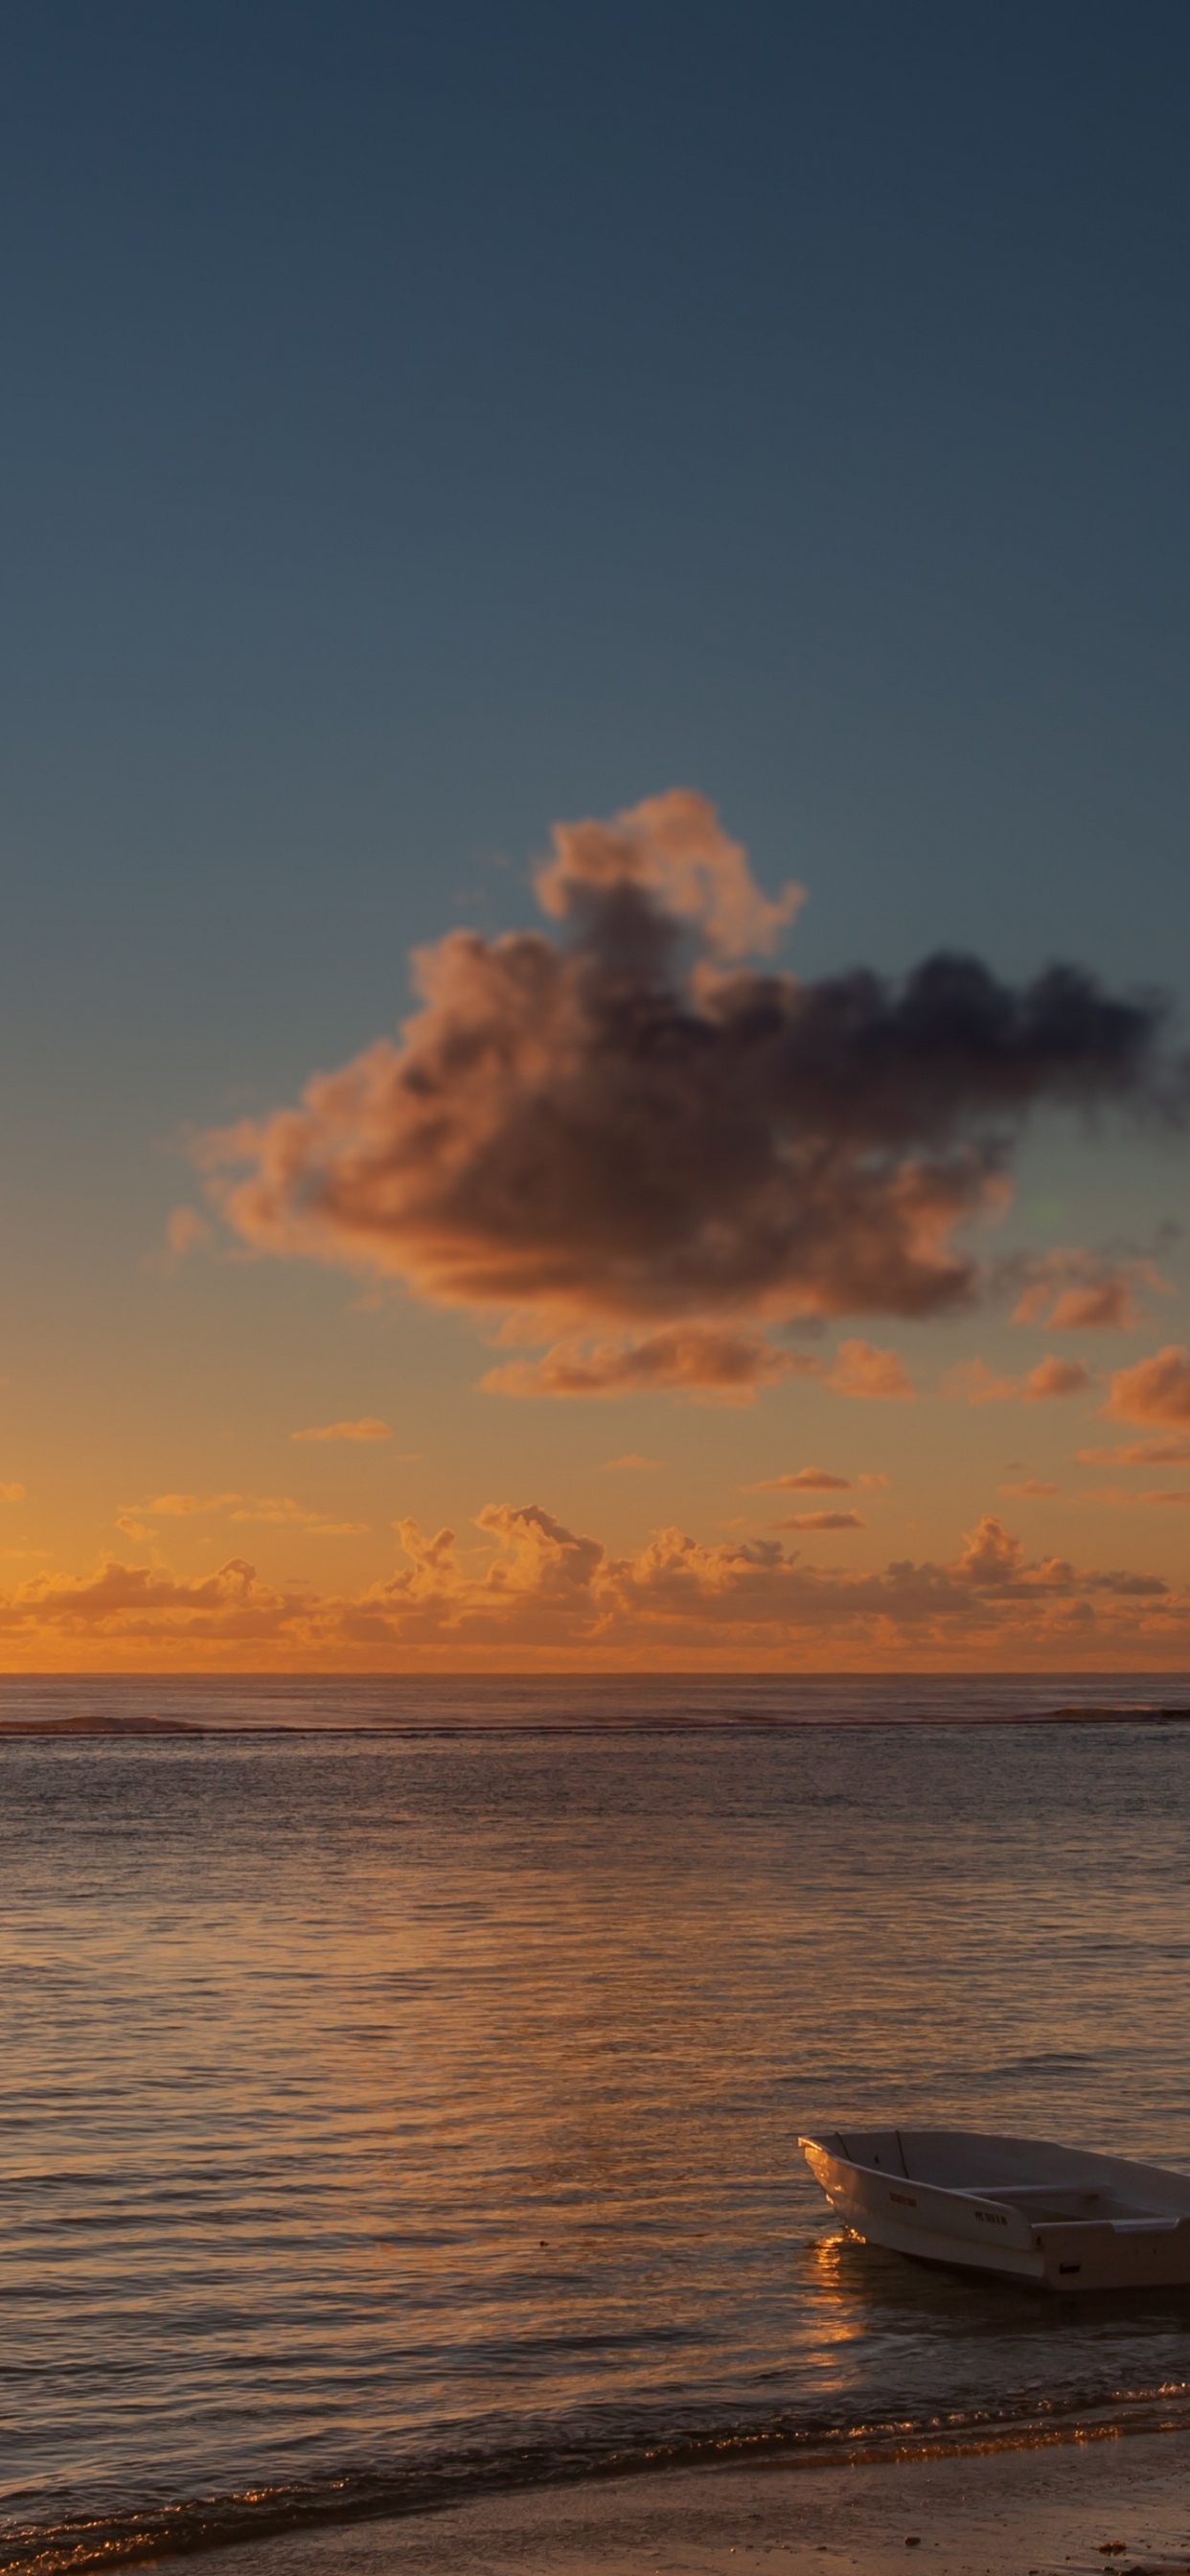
[151,2429,1190,2576]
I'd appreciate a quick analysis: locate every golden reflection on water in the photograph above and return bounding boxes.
[7,1720,1190,2567]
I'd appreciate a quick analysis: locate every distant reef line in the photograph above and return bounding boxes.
[3,1705,1190,1737]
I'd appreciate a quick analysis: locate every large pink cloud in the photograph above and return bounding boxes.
[196,792,1179,1380]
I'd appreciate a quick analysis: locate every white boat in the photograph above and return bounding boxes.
[800,2127,1190,2291]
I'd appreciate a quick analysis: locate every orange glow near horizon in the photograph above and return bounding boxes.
[3,796,1188,1677]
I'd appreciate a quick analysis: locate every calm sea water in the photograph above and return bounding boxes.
[6,1674,1190,2574]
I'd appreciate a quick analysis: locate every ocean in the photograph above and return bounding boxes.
[6,1674,1190,2575]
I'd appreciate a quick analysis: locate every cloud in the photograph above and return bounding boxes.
[943,1359,1019,1405]
[4,1506,1186,1668]
[1078,1436,1190,1467]
[1106,1346,1190,1426]
[480,1323,816,1402]
[0,1555,282,1639]
[197,792,1180,1358]
[603,1454,662,1470]
[944,1355,1091,1405]
[535,787,805,959]
[132,1491,368,1535]
[165,1205,214,1259]
[484,1325,909,1404]
[290,1417,393,1443]
[774,1509,866,1530]
[1024,1356,1091,1400]
[1011,1249,1167,1331]
[0,1483,24,1503]
[147,1204,216,1273]
[748,1467,853,1491]
[1083,1486,1190,1510]
[999,1479,1061,1497]
[827,1339,913,1399]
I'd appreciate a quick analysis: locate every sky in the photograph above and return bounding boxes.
[2,0,1189,1669]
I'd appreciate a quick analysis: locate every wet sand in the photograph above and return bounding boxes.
[154,2428,1190,2576]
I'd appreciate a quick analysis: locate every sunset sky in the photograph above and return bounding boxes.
[3,0,1190,1668]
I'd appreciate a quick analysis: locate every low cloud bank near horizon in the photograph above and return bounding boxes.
[195,792,1183,1391]
[4,1501,1187,1667]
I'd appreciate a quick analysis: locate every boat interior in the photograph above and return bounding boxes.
[822,2128,1190,2227]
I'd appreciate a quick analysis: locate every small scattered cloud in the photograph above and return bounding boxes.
[1011,1249,1169,1332]
[1078,1436,1190,1467]
[747,1465,890,1499]
[290,1417,393,1443]
[603,1453,662,1470]
[747,1467,853,1492]
[1024,1356,1091,1400]
[0,1483,24,1503]
[481,1324,815,1403]
[944,1355,1091,1405]
[1083,1486,1190,1510]
[999,1479,1061,1498]
[1106,1346,1190,1427]
[827,1340,913,1400]
[774,1509,866,1531]
[487,1327,913,1406]
[943,1359,1019,1405]
[152,1206,215,1273]
[130,1491,367,1536]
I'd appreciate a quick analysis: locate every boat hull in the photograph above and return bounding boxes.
[800,2128,1190,2291]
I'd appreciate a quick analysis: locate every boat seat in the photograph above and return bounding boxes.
[955,2182,1164,2225]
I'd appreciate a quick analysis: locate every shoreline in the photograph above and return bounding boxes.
[147,2429,1190,2576]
